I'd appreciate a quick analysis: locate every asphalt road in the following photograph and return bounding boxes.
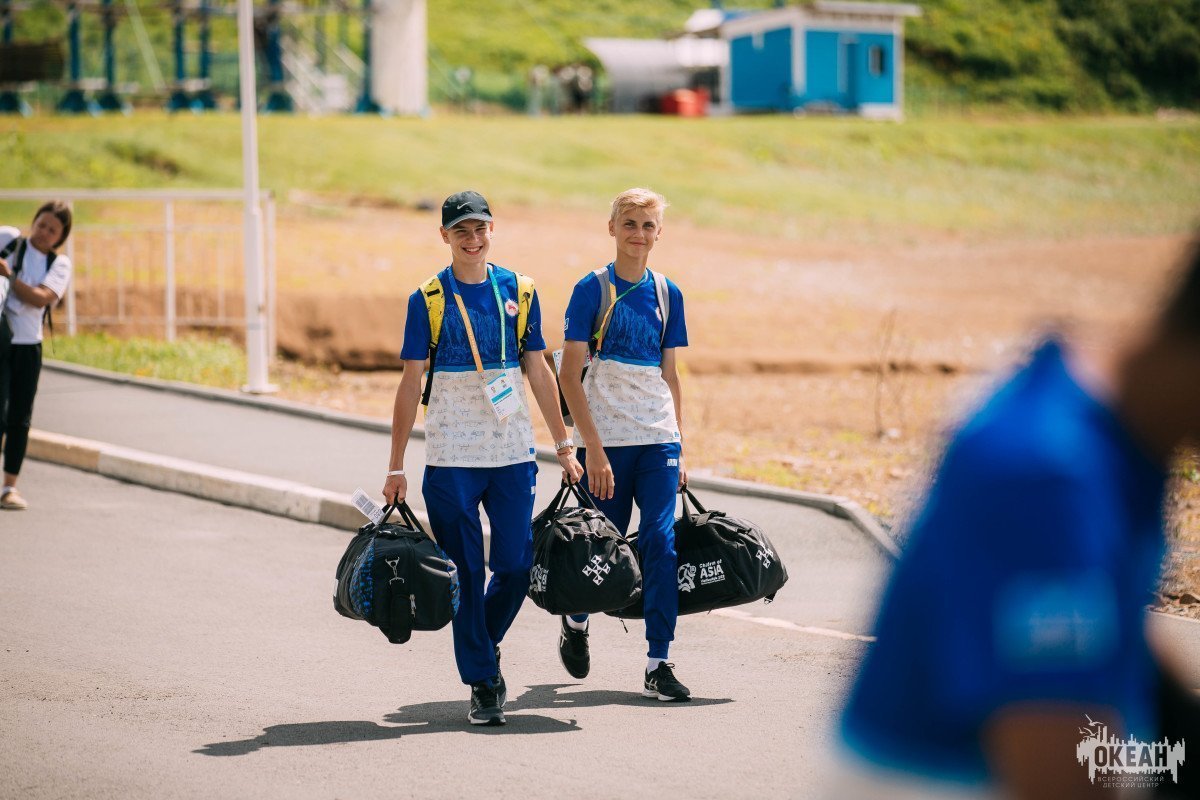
[2,462,885,800]
[10,368,1200,799]
[32,366,891,636]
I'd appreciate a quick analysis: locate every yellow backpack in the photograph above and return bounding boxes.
[418,270,535,406]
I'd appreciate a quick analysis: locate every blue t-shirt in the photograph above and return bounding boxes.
[401,264,547,370]
[841,339,1167,784]
[564,265,687,367]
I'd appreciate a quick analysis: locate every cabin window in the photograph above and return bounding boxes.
[869,45,886,77]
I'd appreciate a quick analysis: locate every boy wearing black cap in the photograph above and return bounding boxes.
[383,191,582,726]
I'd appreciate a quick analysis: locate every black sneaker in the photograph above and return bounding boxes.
[468,679,506,726]
[643,662,691,702]
[494,646,507,708]
[558,616,590,679]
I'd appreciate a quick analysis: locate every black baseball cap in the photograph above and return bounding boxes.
[441,190,493,228]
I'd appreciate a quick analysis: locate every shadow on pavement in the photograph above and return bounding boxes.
[195,683,732,756]
[386,682,733,724]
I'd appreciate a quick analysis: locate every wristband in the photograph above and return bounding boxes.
[386,469,405,477]
[554,439,574,452]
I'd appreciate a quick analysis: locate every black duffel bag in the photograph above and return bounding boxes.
[608,486,788,619]
[527,482,642,615]
[333,501,460,644]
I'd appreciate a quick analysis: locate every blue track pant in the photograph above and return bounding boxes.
[572,442,681,660]
[423,460,538,685]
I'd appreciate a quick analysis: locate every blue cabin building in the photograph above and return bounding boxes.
[719,1,921,119]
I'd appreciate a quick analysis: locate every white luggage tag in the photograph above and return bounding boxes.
[351,488,386,525]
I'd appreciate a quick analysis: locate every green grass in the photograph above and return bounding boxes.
[2,113,1199,241]
[9,0,1200,111]
[49,333,246,389]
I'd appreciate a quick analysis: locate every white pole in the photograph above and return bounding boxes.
[237,0,274,393]
[65,200,77,335]
[264,193,277,359]
[164,199,176,342]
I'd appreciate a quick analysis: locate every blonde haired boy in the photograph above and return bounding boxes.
[556,188,691,701]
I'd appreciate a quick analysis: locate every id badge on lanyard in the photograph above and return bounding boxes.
[448,267,524,423]
[484,370,522,421]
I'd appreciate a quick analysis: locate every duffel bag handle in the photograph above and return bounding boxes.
[532,482,594,526]
[397,501,429,536]
[562,479,602,512]
[373,500,430,537]
[542,482,572,517]
[679,484,708,516]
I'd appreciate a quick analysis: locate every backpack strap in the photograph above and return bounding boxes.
[0,236,20,264]
[4,238,58,292]
[382,581,415,644]
[0,237,20,311]
[592,266,670,352]
[419,273,445,407]
[10,237,26,280]
[591,266,615,354]
[515,271,535,357]
[651,270,669,345]
[420,273,446,348]
[42,249,57,339]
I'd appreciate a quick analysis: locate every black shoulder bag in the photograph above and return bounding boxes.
[333,500,461,644]
[527,481,643,615]
[608,485,788,619]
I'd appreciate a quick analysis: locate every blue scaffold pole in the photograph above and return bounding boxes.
[0,0,29,115]
[353,0,379,113]
[262,0,292,111]
[166,0,190,110]
[193,0,216,109]
[57,0,97,114]
[95,0,129,112]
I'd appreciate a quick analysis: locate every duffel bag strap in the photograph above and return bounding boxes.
[382,590,415,644]
[679,485,738,528]
[368,500,429,537]
[680,484,708,516]
[565,480,601,511]
[546,481,573,516]
[372,501,400,529]
[395,501,430,537]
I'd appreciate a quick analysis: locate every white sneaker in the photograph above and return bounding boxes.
[1,489,28,510]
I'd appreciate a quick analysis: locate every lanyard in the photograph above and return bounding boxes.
[445,265,507,373]
[595,263,650,352]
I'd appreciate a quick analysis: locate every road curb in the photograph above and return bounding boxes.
[43,359,900,558]
[27,429,396,533]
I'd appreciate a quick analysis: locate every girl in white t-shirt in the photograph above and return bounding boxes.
[0,201,73,510]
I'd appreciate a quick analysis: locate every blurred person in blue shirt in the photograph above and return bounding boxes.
[839,234,1200,799]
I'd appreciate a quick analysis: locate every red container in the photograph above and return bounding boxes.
[660,88,708,117]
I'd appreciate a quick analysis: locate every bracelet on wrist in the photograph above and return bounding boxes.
[386,469,405,477]
[554,439,574,453]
